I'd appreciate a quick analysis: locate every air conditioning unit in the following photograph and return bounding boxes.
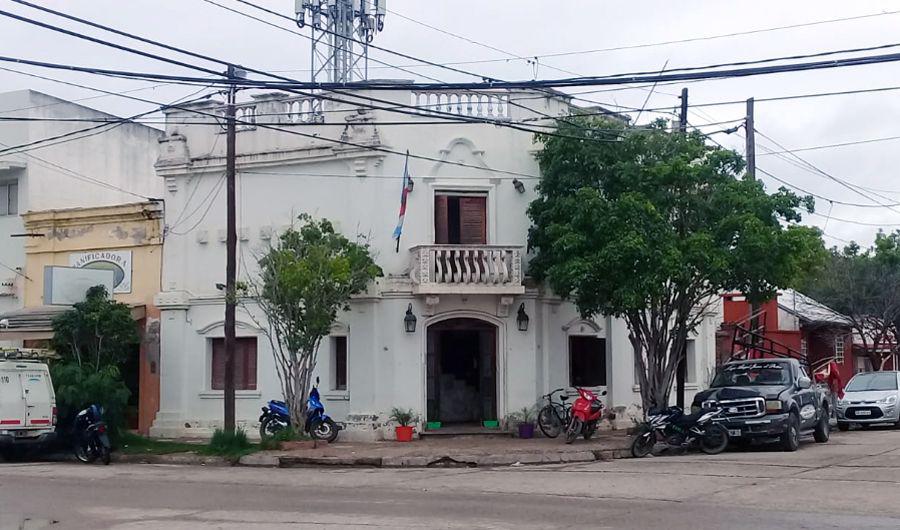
[0,278,15,297]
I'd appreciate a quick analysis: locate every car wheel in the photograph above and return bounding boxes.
[837,422,850,432]
[781,412,800,452]
[814,409,830,443]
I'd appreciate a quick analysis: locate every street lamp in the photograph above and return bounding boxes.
[516,303,529,332]
[404,303,417,333]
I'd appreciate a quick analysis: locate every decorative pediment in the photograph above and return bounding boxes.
[196,319,265,335]
[562,317,604,336]
[429,137,490,178]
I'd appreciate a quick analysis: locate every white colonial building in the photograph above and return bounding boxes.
[151,84,720,439]
[0,90,161,342]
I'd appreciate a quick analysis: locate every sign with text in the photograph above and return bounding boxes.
[43,266,114,305]
[69,250,132,294]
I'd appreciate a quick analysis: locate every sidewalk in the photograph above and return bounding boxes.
[238,431,633,468]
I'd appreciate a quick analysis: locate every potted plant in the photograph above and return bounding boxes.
[511,406,536,439]
[389,407,418,442]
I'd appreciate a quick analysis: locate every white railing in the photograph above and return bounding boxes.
[284,96,325,124]
[411,91,510,120]
[411,245,524,294]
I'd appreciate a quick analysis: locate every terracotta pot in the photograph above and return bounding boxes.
[395,425,414,442]
[518,423,535,439]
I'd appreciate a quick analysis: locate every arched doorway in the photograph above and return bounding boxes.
[426,318,498,425]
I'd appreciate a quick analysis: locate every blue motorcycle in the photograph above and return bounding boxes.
[259,377,340,443]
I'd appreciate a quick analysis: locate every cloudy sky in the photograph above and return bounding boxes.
[2,0,900,246]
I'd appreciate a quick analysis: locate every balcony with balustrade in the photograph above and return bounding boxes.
[409,245,524,295]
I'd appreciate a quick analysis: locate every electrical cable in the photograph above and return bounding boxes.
[754,128,900,212]
[756,167,900,208]
[486,9,900,61]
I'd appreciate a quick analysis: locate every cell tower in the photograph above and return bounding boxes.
[295,0,387,84]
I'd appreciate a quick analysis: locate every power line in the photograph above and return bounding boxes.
[807,210,900,227]
[754,128,900,214]
[509,9,900,61]
[755,167,900,208]
[0,6,633,144]
[0,86,218,157]
[4,60,552,182]
[757,134,900,155]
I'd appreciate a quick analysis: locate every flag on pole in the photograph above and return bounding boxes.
[392,151,413,252]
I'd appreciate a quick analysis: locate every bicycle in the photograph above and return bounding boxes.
[537,388,572,438]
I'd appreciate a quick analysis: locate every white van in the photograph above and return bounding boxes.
[0,359,57,452]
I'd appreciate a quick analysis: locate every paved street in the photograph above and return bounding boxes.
[2,428,899,529]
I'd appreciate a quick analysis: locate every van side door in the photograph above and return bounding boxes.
[21,370,53,427]
[0,369,25,428]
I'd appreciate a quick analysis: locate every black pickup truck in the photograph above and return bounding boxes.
[691,359,831,451]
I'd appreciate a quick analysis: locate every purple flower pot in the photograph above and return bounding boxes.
[518,422,535,439]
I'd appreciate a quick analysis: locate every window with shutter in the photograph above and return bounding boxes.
[434,192,487,244]
[211,337,258,390]
[332,336,347,391]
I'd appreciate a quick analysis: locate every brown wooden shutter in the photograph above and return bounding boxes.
[211,339,225,390]
[243,338,257,390]
[434,194,449,244]
[458,196,487,244]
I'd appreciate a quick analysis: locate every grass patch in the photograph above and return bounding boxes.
[117,430,259,458]
[259,426,309,450]
[203,429,256,458]
[117,432,205,455]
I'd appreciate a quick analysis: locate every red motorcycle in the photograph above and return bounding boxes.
[565,387,607,444]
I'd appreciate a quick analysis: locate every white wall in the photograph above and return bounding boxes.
[0,90,162,318]
[152,88,718,438]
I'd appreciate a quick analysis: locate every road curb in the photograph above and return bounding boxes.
[239,445,633,469]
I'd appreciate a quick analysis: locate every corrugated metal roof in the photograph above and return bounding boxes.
[778,289,850,325]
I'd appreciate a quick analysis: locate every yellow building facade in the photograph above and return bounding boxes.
[20,201,163,434]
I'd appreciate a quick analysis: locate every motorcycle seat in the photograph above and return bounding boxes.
[673,411,705,426]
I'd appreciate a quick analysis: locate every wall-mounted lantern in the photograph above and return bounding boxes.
[516,303,529,332]
[512,178,526,194]
[404,303,417,333]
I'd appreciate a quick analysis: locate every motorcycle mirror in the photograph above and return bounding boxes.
[316,376,320,385]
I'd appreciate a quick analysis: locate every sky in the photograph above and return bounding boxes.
[1,0,900,247]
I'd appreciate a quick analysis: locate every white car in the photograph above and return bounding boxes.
[836,371,900,430]
[0,358,57,456]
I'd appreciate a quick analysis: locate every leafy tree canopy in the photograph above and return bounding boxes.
[528,117,825,408]
[51,285,140,371]
[801,231,900,370]
[251,214,381,426]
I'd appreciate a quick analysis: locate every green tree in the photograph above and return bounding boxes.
[50,285,137,434]
[802,231,900,370]
[51,285,139,371]
[528,117,825,411]
[248,215,381,427]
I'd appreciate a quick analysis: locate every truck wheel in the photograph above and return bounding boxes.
[813,409,830,443]
[837,422,850,432]
[781,412,800,452]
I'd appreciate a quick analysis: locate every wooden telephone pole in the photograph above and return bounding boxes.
[223,65,238,434]
[676,87,688,410]
[745,97,762,352]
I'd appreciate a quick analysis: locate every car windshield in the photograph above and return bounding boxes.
[846,372,898,392]
[711,362,791,387]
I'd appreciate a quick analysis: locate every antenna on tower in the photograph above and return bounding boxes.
[295,0,387,84]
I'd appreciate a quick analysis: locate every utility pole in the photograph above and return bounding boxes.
[223,65,238,434]
[745,98,756,179]
[676,87,688,410]
[745,97,761,356]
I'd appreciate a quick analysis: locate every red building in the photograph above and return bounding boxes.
[720,290,857,384]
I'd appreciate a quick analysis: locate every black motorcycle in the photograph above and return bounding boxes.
[631,406,729,458]
[73,404,111,465]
